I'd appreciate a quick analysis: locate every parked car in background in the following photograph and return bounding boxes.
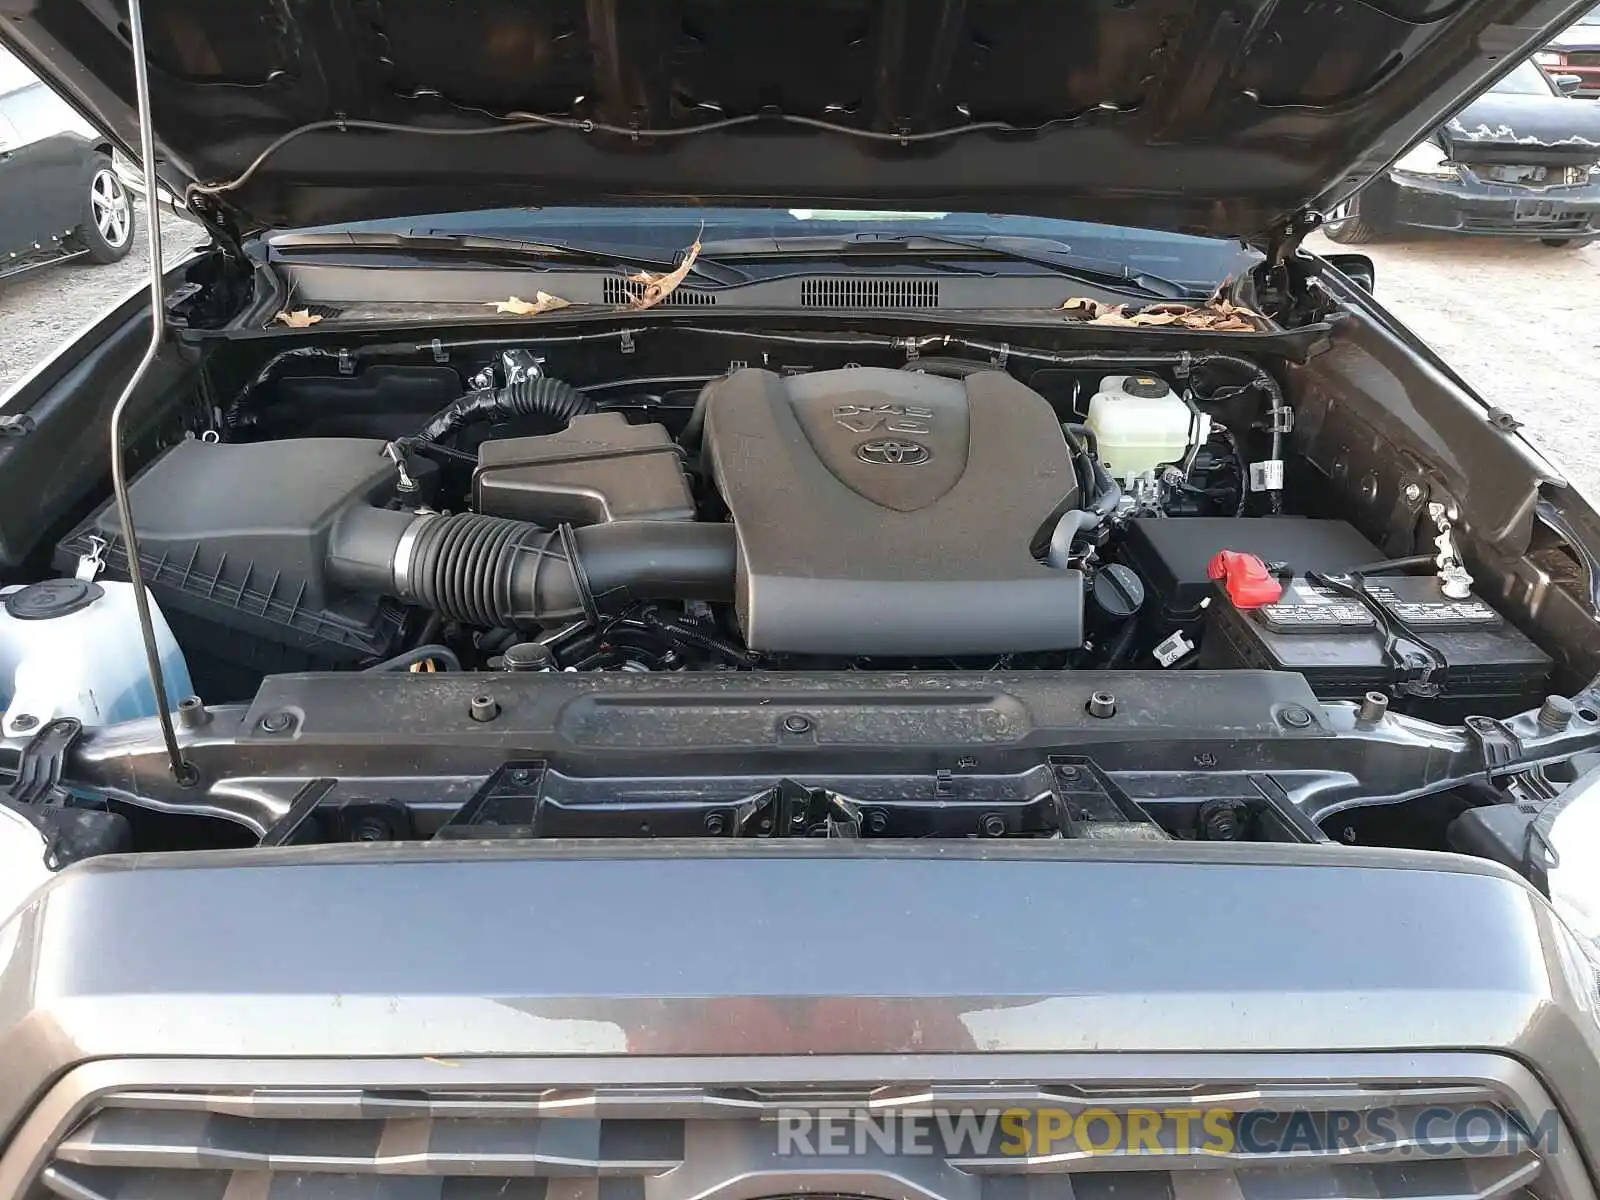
[0,45,132,279]
[1539,2,1600,96]
[1325,58,1600,246]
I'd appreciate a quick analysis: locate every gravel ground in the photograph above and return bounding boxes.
[2,217,1597,501]
[0,211,205,396]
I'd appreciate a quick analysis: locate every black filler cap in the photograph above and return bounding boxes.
[1122,376,1171,399]
[5,579,103,621]
[1090,563,1146,622]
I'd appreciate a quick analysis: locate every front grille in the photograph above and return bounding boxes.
[1463,214,1591,232]
[800,276,940,308]
[601,276,717,306]
[1472,164,1592,186]
[26,1082,1560,1200]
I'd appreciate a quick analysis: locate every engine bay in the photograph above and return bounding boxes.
[43,332,1548,711]
[1,317,1596,874]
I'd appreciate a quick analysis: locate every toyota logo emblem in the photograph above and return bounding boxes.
[856,439,931,466]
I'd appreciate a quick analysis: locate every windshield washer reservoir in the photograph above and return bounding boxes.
[0,580,193,737]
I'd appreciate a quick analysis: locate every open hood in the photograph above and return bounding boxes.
[1,0,1593,244]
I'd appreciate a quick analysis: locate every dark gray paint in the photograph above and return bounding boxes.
[0,844,1597,1166]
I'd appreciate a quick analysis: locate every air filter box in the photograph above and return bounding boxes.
[55,438,412,681]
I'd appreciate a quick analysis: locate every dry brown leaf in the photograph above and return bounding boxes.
[487,291,571,316]
[1061,291,1268,331]
[625,236,701,310]
[274,309,322,328]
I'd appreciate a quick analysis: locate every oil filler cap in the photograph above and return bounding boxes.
[4,579,103,621]
[1207,551,1282,609]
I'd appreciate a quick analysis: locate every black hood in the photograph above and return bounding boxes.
[1,0,1594,242]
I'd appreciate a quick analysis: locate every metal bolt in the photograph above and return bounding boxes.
[1356,691,1389,725]
[353,819,389,842]
[1279,705,1314,729]
[469,695,500,723]
[1086,691,1117,719]
[510,769,531,784]
[10,713,37,732]
[1058,764,1079,779]
[979,813,1007,837]
[1193,751,1218,768]
[866,810,888,834]
[1340,825,1358,844]
[1538,694,1576,733]
[781,713,813,734]
[259,711,293,734]
[176,695,208,730]
[703,811,727,835]
[956,755,977,769]
[1403,482,1424,504]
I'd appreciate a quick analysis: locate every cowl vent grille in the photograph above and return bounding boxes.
[601,277,717,306]
[800,277,939,308]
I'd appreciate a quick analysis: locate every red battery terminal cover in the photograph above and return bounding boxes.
[1207,550,1284,609]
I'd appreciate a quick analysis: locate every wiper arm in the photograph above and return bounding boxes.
[697,232,1202,299]
[268,231,748,286]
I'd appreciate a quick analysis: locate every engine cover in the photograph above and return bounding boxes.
[702,366,1085,655]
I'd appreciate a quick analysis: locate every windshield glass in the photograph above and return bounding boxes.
[1578,2,1600,24]
[1492,60,1558,95]
[276,206,1259,292]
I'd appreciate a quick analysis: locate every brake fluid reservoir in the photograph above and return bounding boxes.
[0,579,192,737]
[1085,374,1207,482]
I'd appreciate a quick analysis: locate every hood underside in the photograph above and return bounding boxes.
[1,0,1594,241]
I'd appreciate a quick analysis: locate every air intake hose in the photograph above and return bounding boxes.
[417,377,596,443]
[328,507,736,627]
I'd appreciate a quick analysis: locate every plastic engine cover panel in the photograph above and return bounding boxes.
[702,367,1085,655]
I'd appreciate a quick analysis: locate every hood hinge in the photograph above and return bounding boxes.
[1251,209,1324,324]
[1265,209,1321,269]
[185,193,248,268]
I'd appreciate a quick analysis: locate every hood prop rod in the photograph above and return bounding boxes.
[107,0,195,786]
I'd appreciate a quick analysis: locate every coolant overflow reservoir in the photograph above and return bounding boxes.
[0,579,193,737]
[1085,374,1207,483]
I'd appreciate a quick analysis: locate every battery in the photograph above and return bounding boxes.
[1201,573,1551,712]
[1122,516,1385,632]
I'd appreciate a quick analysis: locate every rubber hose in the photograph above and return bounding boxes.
[1062,422,1099,458]
[332,509,739,628]
[1046,510,1101,568]
[1061,424,1120,517]
[417,377,595,443]
[363,644,463,672]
